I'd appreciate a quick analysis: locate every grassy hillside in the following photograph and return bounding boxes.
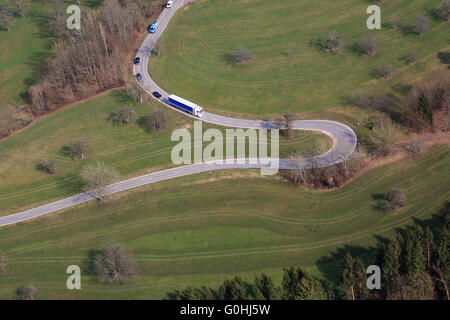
[151,0,449,116]
[0,0,106,107]
[0,90,329,216]
[0,0,53,106]
[0,144,447,299]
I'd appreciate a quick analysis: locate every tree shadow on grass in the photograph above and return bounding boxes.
[111,89,133,104]
[59,145,74,159]
[84,249,99,273]
[55,173,86,194]
[437,52,450,69]
[315,201,449,290]
[390,83,413,97]
[81,249,101,281]
[316,244,377,286]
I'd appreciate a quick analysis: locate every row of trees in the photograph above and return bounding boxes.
[351,68,449,155]
[28,0,164,115]
[341,204,449,300]
[319,32,378,56]
[375,216,449,300]
[171,267,329,300]
[168,202,449,300]
[1,203,447,299]
[319,7,439,56]
[108,105,169,131]
[283,155,360,189]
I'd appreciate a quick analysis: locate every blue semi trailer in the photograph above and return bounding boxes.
[168,94,205,118]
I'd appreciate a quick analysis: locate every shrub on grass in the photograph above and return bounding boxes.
[16,285,37,300]
[367,114,399,155]
[39,160,58,175]
[0,250,6,272]
[319,31,345,52]
[390,15,400,29]
[140,110,168,132]
[412,14,430,36]
[437,0,450,22]
[356,35,378,56]
[401,52,418,65]
[92,242,137,283]
[404,140,427,159]
[350,91,371,108]
[81,161,119,199]
[376,65,394,79]
[108,106,137,125]
[379,188,408,211]
[69,139,89,160]
[230,46,252,64]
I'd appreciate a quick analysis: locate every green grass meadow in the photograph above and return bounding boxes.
[0,144,448,299]
[151,0,450,116]
[0,0,106,107]
[0,90,328,216]
[0,0,53,106]
[0,0,449,300]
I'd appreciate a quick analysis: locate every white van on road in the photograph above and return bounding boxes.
[166,1,173,8]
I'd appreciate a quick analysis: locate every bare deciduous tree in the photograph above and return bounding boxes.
[401,52,418,65]
[404,140,427,158]
[284,153,307,185]
[13,0,31,18]
[283,110,297,138]
[379,188,408,211]
[432,251,450,300]
[69,139,90,159]
[36,0,162,110]
[16,285,37,300]
[357,35,378,56]
[413,14,430,36]
[283,151,360,189]
[141,110,168,132]
[230,46,252,64]
[437,0,450,22]
[39,160,58,175]
[367,115,399,155]
[319,31,345,52]
[28,84,48,115]
[108,106,137,125]
[48,0,67,39]
[377,65,394,79]
[92,242,137,283]
[125,81,145,103]
[0,105,18,134]
[387,273,434,300]
[82,161,119,199]
[0,250,6,272]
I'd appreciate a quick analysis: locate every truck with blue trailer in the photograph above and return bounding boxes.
[148,21,158,33]
[168,94,205,118]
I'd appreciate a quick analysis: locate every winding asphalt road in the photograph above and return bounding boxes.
[0,0,357,227]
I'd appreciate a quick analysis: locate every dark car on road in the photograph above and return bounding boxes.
[152,91,162,99]
[134,57,140,64]
[136,73,143,81]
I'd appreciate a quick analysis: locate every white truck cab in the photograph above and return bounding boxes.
[166,1,173,8]
[195,106,205,118]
